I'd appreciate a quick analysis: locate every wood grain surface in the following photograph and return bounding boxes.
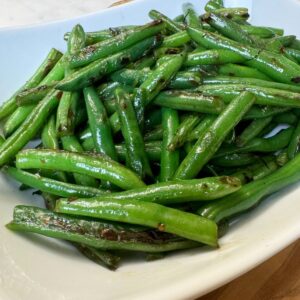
[199,239,300,300]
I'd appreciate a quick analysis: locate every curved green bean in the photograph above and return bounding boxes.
[6,167,105,198]
[16,149,146,190]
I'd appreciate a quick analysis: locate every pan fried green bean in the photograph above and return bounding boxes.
[3,1,300,270]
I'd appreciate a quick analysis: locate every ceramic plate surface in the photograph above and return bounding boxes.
[0,0,300,299]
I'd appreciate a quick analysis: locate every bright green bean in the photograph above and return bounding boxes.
[174,91,255,179]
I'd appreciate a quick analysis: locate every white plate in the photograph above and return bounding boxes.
[1,0,300,299]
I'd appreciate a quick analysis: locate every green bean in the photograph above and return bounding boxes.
[0,136,5,147]
[16,83,57,106]
[231,156,278,184]
[174,91,255,180]
[55,197,218,246]
[182,3,202,29]
[236,117,273,146]
[64,26,137,45]
[285,48,300,64]
[215,127,294,157]
[290,39,300,51]
[258,122,278,138]
[0,90,62,167]
[205,0,223,12]
[276,150,289,166]
[197,152,300,223]
[145,109,162,131]
[59,26,95,185]
[57,36,162,91]
[84,87,117,162]
[274,112,298,125]
[204,12,255,46]
[217,64,271,81]
[129,55,156,70]
[0,48,62,120]
[3,105,35,137]
[153,91,225,114]
[16,149,145,190]
[56,177,240,208]
[4,54,66,136]
[287,121,300,159]
[244,106,290,120]
[187,27,300,84]
[187,115,216,141]
[5,167,105,198]
[72,243,120,270]
[7,206,201,253]
[168,113,201,151]
[149,10,184,33]
[68,21,164,68]
[115,88,152,179]
[41,115,59,150]
[240,25,281,38]
[61,135,98,187]
[133,53,184,126]
[111,69,202,90]
[196,84,300,108]
[144,126,163,142]
[211,153,258,168]
[160,108,179,182]
[185,49,245,66]
[202,7,250,22]
[41,115,68,183]
[162,31,191,48]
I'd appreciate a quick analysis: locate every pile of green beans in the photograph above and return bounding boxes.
[2,0,300,270]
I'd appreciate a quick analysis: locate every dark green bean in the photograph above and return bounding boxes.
[244,106,290,120]
[202,7,250,22]
[56,36,162,91]
[287,121,300,159]
[187,27,300,84]
[274,112,298,125]
[153,91,225,114]
[64,25,137,45]
[144,126,163,142]
[5,167,105,198]
[162,31,191,48]
[236,117,273,146]
[215,127,294,157]
[203,76,300,93]
[187,115,216,141]
[0,48,62,120]
[160,108,179,182]
[185,49,245,66]
[197,152,300,223]
[174,91,255,179]
[84,87,117,161]
[0,90,62,166]
[16,149,146,190]
[7,206,200,253]
[56,198,218,246]
[115,88,152,179]
[203,12,255,45]
[196,84,300,108]
[72,243,120,270]
[217,64,271,81]
[16,83,57,106]
[168,113,201,151]
[182,3,202,29]
[211,153,258,167]
[68,21,164,68]
[149,10,184,33]
[133,53,184,126]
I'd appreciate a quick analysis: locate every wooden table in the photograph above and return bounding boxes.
[199,239,300,300]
